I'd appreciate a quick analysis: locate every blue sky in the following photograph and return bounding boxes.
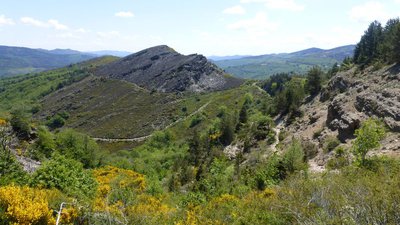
[0,0,399,55]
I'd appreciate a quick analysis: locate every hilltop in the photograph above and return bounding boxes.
[214,45,355,79]
[95,45,243,92]
[0,45,97,77]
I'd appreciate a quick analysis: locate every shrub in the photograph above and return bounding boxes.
[10,109,31,139]
[301,140,318,160]
[353,118,385,166]
[282,140,307,174]
[55,129,99,168]
[323,136,340,153]
[30,155,97,199]
[189,114,204,128]
[0,185,56,224]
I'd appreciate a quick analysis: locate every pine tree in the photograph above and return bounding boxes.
[354,21,383,65]
[306,66,323,96]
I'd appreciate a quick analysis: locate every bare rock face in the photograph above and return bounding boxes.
[95,45,243,92]
[355,88,400,132]
[320,75,352,102]
[327,95,361,142]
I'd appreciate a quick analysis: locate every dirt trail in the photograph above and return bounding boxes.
[93,101,211,143]
[270,116,285,152]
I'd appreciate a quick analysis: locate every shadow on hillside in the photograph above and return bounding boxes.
[386,63,400,75]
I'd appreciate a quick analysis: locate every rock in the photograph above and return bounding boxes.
[320,75,351,102]
[355,88,400,131]
[327,96,361,142]
[95,45,243,93]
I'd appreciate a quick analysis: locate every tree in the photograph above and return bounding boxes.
[237,94,253,130]
[219,108,234,146]
[354,21,383,65]
[10,109,31,139]
[379,18,400,62]
[55,129,99,168]
[306,66,323,96]
[282,139,307,174]
[353,118,385,165]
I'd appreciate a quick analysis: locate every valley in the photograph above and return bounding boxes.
[0,13,400,225]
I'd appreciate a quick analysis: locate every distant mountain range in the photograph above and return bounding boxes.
[213,45,356,79]
[0,44,355,79]
[207,55,251,61]
[89,50,131,57]
[0,46,132,77]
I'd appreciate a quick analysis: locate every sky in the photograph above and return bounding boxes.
[0,0,399,56]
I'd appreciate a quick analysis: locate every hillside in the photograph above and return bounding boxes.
[215,45,355,79]
[276,64,400,171]
[0,45,97,77]
[0,56,119,117]
[95,45,243,92]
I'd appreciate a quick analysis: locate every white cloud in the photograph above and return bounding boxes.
[227,12,278,35]
[48,19,68,30]
[0,15,14,26]
[223,5,246,15]
[20,17,48,27]
[349,1,389,23]
[20,17,69,30]
[240,0,304,11]
[115,11,134,18]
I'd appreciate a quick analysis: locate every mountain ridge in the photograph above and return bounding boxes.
[94,45,243,92]
[214,45,355,79]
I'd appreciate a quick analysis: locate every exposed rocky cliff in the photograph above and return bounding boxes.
[95,45,243,92]
[280,64,400,170]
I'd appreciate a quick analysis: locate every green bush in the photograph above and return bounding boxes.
[353,118,385,166]
[30,154,97,199]
[323,136,340,153]
[55,129,99,168]
[29,126,55,160]
[282,140,307,174]
[189,114,204,128]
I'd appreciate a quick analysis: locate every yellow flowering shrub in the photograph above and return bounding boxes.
[92,166,146,219]
[0,185,56,225]
[129,194,176,224]
[0,119,6,126]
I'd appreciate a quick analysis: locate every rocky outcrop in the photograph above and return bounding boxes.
[326,95,361,142]
[95,45,243,92]
[355,88,400,132]
[320,75,352,102]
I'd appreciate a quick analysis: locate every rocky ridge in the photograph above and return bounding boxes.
[95,45,243,92]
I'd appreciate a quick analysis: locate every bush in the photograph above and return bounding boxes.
[10,109,31,139]
[189,114,204,128]
[46,115,65,129]
[55,129,99,168]
[301,140,318,160]
[353,118,385,166]
[282,140,307,174]
[30,126,55,159]
[30,154,97,199]
[323,136,340,153]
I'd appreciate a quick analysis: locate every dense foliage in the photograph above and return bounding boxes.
[354,18,400,66]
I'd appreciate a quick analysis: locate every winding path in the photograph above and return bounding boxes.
[270,116,285,152]
[92,101,211,143]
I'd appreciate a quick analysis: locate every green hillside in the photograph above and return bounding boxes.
[0,56,118,117]
[0,45,97,77]
[215,45,355,79]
